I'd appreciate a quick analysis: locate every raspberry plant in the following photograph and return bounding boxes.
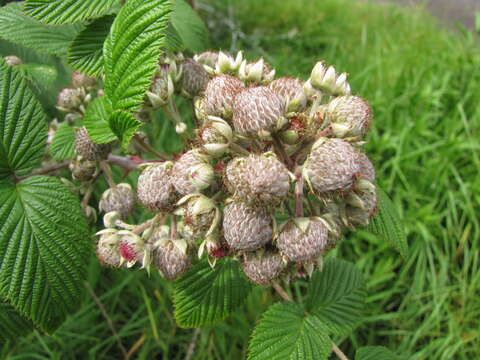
[0,1,407,358]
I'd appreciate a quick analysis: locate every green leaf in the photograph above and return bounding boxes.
[109,110,141,151]
[0,300,33,342]
[68,15,115,76]
[24,0,117,25]
[83,96,116,144]
[248,302,332,360]
[50,123,76,160]
[367,188,408,259]
[174,258,252,328]
[0,58,47,180]
[16,63,58,90]
[356,346,399,360]
[0,176,90,333]
[170,0,209,52]
[165,22,185,51]
[104,0,173,112]
[306,258,366,336]
[0,3,82,57]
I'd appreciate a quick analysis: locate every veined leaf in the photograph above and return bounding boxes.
[174,258,252,328]
[83,96,116,144]
[165,22,184,51]
[170,0,208,52]
[0,176,90,333]
[104,0,173,112]
[16,63,58,90]
[24,0,117,25]
[356,346,399,360]
[306,258,366,336]
[0,300,33,342]
[367,188,408,259]
[50,123,76,160]
[0,3,82,57]
[68,15,115,76]
[248,302,332,360]
[109,110,141,151]
[0,58,47,180]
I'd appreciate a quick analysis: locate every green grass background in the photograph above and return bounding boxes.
[2,0,480,358]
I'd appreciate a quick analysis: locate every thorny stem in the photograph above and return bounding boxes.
[100,161,116,188]
[14,160,70,181]
[84,282,128,359]
[133,134,170,160]
[171,215,177,241]
[271,133,294,169]
[294,166,304,217]
[107,154,151,171]
[272,282,350,360]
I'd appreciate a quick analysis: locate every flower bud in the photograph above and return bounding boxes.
[4,55,23,66]
[117,230,145,267]
[99,183,136,220]
[95,229,121,267]
[175,194,221,238]
[179,58,209,98]
[303,138,360,195]
[152,238,191,279]
[137,162,177,212]
[83,205,97,224]
[171,150,215,195]
[74,126,113,161]
[146,66,174,108]
[268,77,307,112]
[215,51,243,74]
[279,115,308,145]
[327,96,372,138]
[242,251,286,285]
[194,51,219,73]
[225,153,290,206]
[203,74,245,120]
[57,88,83,112]
[276,217,330,264]
[69,156,98,181]
[345,187,377,226]
[103,211,121,228]
[238,58,276,84]
[310,62,351,96]
[198,116,233,156]
[71,71,96,89]
[223,201,273,251]
[232,86,287,138]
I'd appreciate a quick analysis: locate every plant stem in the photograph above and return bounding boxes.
[171,215,177,240]
[132,216,158,235]
[107,154,150,171]
[332,343,349,360]
[271,133,294,169]
[14,160,70,181]
[184,328,201,360]
[294,166,304,217]
[133,134,170,160]
[100,161,116,188]
[229,142,251,156]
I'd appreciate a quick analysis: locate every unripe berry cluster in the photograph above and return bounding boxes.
[56,51,376,283]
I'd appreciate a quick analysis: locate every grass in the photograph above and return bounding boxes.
[2,0,480,358]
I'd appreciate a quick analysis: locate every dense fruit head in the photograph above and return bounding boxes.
[179,58,209,98]
[303,138,360,195]
[355,152,375,183]
[72,71,96,89]
[57,88,82,112]
[268,77,307,112]
[242,251,286,284]
[171,150,215,195]
[223,201,273,251]
[202,74,244,120]
[225,153,290,205]
[99,183,136,220]
[327,95,372,138]
[137,162,177,212]
[69,156,97,182]
[74,126,113,161]
[232,86,286,137]
[152,240,191,280]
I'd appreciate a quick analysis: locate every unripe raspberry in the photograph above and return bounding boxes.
[179,58,209,98]
[355,152,375,183]
[152,239,191,279]
[238,58,275,84]
[203,74,244,120]
[276,217,330,264]
[232,86,286,137]
[225,153,290,205]
[71,71,96,89]
[303,138,360,194]
[268,77,307,112]
[223,201,273,251]
[198,116,233,157]
[4,55,23,66]
[74,126,112,161]
[95,229,122,267]
[345,188,377,226]
[57,88,82,112]
[117,230,145,267]
[69,156,98,181]
[327,96,372,138]
[242,251,286,285]
[175,194,220,238]
[146,66,174,108]
[99,183,136,220]
[171,150,215,195]
[137,162,177,212]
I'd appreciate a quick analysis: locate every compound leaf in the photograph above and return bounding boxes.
[104,0,173,112]
[0,176,90,333]
[108,110,141,151]
[0,58,47,180]
[50,123,76,160]
[306,258,366,336]
[174,258,252,328]
[83,96,116,144]
[248,302,332,360]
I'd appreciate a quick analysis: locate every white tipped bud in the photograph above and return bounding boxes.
[310,61,351,96]
[103,211,121,228]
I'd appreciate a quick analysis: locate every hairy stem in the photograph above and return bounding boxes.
[100,161,116,188]
[107,154,150,171]
[14,160,70,181]
[133,134,170,160]
[294,166,304,217]
[171,215,177,241]
[229,142,250,156]
[132,216,159,235]
[271,133,294,169]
